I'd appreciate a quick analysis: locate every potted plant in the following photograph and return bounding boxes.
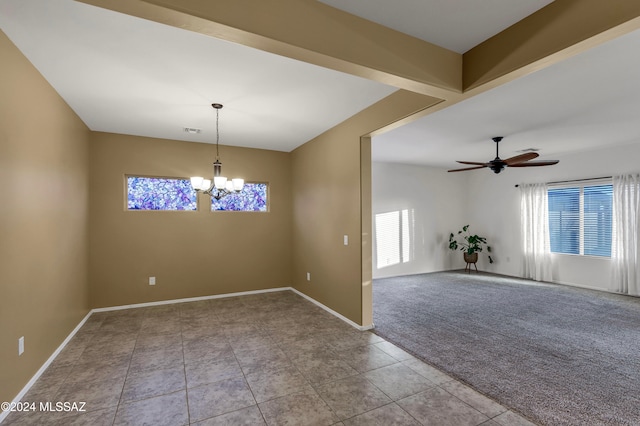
[448,225,493,268]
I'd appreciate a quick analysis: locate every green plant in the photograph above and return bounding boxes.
[448,225,493,263]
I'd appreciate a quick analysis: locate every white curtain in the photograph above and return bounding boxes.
[611,174,640,295]
[520,183,552,281]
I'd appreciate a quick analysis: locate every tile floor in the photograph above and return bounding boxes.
[2,291,537,425]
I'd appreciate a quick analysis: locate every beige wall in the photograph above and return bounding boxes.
[291,90,440,325]
[89,132,292,308]
[0,31,90,404]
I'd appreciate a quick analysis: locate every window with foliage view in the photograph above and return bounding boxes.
[211,183,268,212]
[548,183,612,257]
[127,176,197,211]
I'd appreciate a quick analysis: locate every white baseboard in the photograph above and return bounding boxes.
[550,279,603,292]
[0,310,92,424]
[94,286,373,331]
[289,288,374,331]
[92,287,291,312]
[2,285,371,421]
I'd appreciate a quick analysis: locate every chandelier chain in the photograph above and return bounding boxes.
[215,106,220,161]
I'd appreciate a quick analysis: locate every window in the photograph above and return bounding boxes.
[375,209,412,268]
[127,176,197,211]
[548,187,580,254]
[211,182,268,212]
[548,183,612,257]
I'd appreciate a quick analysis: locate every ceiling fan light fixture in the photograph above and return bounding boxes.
[448,136,559,173]
[490,162,506,174]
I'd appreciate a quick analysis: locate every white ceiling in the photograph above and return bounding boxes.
[1,0,638,168]
[373,27,640,167]
[318,0,554,54]
[0,0,396,151]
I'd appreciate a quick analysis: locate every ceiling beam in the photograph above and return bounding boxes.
[463,0,640,93]
[76,0,462,100]
[75,0,640,132]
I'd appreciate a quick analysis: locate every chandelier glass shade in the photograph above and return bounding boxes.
[190,103,244,200]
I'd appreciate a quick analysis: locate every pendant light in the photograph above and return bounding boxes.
[190,103,244,200]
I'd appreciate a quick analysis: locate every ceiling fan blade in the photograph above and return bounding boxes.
[448,137,557,173]
[504,152,539,165]
[510,160,559,167]
[456,161,488,166]
[448,165,487,172]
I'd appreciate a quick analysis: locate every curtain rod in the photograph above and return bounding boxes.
[514,176,611,188]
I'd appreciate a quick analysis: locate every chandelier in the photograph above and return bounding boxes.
[190,103,244,200]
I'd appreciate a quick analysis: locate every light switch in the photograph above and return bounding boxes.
[344,235,349,245]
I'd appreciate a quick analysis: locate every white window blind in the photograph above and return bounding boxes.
[583,185,613,257]
[547,182,612,257]
[375,209,412,268]
[548,187,580,254]
[375,211,401,268]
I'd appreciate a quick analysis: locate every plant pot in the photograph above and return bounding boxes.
[463,252,478,273]
[463,252,478,264]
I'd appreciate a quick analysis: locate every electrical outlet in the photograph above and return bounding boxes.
[306,272,311,281]
[18,336,24,356]
[149,276,156,285]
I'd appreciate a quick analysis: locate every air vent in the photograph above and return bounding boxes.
[183,127,201,134]
[516,148,539,153]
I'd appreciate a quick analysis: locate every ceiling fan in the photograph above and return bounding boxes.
[448,136,559,174]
